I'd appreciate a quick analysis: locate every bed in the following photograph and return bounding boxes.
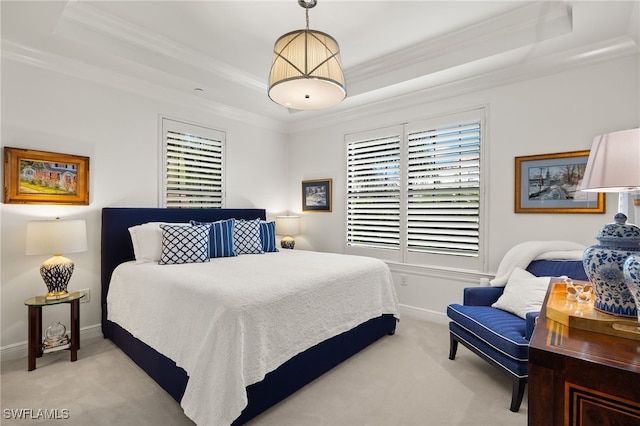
[101,207,398,425]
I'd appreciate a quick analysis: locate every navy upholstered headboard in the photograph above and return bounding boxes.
[100,207,266,335]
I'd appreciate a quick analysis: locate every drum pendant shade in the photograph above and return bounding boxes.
[268,1,346,110]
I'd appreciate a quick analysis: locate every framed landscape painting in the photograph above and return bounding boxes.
[515,150,604,213]
[302,179,332,212]
[3,147,90,205]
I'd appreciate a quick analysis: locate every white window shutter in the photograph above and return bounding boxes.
[346,128,402,250]
[161,118,225,208]
[406,120,481,257]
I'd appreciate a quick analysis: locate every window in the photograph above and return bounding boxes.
[346,109,484,268]
[160,118,225,208]
[346,127,402,255]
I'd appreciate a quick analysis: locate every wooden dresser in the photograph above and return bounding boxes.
[528,283,640,425]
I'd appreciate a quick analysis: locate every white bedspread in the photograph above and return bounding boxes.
[107,249,399,425]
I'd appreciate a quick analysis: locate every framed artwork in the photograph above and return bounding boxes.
[302,178,332,212]
[515,150,604,213]
[3,147,90,205]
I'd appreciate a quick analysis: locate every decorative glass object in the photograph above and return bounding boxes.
[623,255,640,327]
[43,321,67,346]
[583,213,640,317]
[565,279,592,304]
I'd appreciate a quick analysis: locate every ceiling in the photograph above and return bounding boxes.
[2,1,639,131]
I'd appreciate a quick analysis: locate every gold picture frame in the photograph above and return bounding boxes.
[3,147,90,205]
[515,150,604,213]
[302,178,332,212]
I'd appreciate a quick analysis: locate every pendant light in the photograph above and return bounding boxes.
[268,0,346,110]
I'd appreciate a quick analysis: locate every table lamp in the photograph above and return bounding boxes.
[578,128,640,317]
[275,215,301,249]
[26,218,88,300]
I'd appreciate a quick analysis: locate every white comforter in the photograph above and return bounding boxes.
[107,249,399,425]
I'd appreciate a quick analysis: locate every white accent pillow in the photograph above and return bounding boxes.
[128,222,189,263]
[491,267,551,319]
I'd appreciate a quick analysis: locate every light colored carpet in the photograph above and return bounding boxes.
[1,315,527,426]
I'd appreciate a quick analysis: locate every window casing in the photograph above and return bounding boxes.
[160,118,225,208]
[346,109,485,270]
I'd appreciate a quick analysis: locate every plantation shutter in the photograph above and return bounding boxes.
[161,118,225,208]
[406,119,481,257]
[346,127,402,250]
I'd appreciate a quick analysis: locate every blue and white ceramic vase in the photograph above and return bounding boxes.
[582,213,640,317]
[623,255,640,324]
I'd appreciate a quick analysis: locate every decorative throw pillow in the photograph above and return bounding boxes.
[190,219,237,258]
[259,221,279,253]
[234,218,264,255]
[129,222,189,263]
[158,224,211,265]
[491,267,551,319]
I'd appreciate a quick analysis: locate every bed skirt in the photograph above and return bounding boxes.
[104,314,396,425]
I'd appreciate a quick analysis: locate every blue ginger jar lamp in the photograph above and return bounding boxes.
[582,213,640,317]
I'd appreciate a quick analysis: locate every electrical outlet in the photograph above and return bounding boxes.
[80,289,90,303]
[400,275,408,286]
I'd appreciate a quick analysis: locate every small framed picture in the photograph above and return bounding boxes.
[302,179,332,212]
[3,147,90,205]
[514,150,604,213]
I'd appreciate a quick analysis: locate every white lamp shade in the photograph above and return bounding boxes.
[578,128,640,192]
[275,216,301,236]
[269,29,346,110]
[26,219,88,255]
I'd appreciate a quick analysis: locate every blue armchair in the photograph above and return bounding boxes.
[446,259,588,412]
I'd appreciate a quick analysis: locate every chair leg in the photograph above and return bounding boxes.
[510,377,527,412]
[448,333,458,360]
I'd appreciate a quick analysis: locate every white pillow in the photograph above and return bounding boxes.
[128,222,189,263]
[491,267,551,319]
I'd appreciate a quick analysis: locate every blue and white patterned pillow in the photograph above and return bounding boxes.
[190,219,237,258]
[259,221,279,253]
[158,224,211,265]
[234,218,264,255]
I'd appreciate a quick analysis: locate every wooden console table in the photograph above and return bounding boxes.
[529,283,640,425]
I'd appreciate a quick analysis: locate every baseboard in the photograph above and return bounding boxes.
[0,324,103,362]
[398,304,449,325]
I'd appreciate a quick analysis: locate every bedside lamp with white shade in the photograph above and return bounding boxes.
[26,218,88,300]
[578,128,640,217]
[578,128,640,317]
[275,215,301,249]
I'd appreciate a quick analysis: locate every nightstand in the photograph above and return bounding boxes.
[24,291,85,371]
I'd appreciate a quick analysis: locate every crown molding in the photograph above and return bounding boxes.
[344,0,572,96]
[286,36,639,134]
[56,1,266,93]
[1,40,286,134]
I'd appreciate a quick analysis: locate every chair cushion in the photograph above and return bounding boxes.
[447,304,529,362]
[449,322,528,378]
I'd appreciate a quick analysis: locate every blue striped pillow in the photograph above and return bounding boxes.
[260,221,278,253]
[190,219,237,258]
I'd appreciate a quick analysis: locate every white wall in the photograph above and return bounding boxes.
[2,49,638,353]
[286,55,640,322]
[1,60,290,352]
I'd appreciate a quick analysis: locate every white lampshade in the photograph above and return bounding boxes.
[578,128,640,193]
[578,128,640,216]
[26,219,88,255]
[275,216,301,237]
